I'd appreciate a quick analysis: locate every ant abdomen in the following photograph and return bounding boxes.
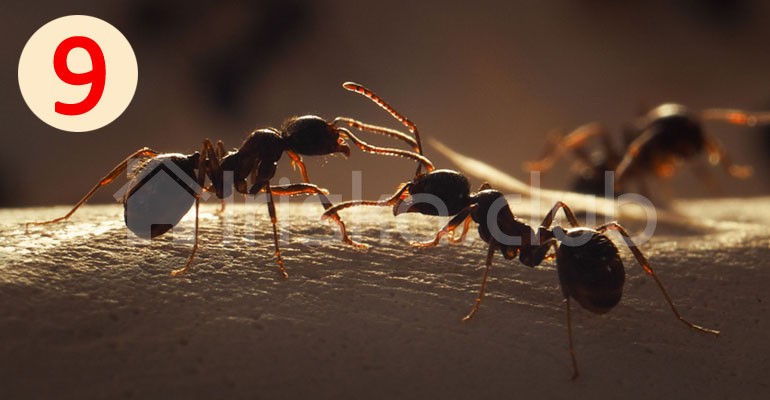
[124,153,200,239]
[555,229,625,314]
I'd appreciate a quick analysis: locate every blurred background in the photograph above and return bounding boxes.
[2,0,769,207]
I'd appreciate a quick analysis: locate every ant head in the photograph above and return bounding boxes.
[555,228,625,314]
[468,189,506,218]
[282,115,351,158]
[393,169,471,216]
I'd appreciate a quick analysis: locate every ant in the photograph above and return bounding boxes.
[26,82,433,279]
[321,106,719,379]
[524,103,770,196]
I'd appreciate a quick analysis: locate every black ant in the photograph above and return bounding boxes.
[321,108,719,379]
[524,103,770,196]
[26,82,433,279]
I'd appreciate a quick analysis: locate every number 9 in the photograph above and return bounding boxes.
[53,36,106,116]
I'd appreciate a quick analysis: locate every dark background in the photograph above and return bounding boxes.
[2,0,769,207]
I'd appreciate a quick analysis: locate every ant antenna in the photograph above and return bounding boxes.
[343,82,426,175]
[339,128,434,172]
[322,183,412,217]
[332,117,419,153]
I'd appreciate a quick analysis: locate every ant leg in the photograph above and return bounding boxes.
[440,183,488,244]
[339,128,434,172]
[524,129,564,172]
[214,140,227,214]
[524,123,608,172]
[270,183,329,197]
[413,205,474,248]
[448,213,473,244]
[286,151,310,183]
[566,297,580,380]
[201,139,222,182]
[700,108,770,127]
[703,138,753,179]
[196,139,226,215]
[249,166,258,187]
[26,148,158,231]
[462,240,498,321]
[171,145,209,276]
[215,140,226,158]
[698,108,770,177]
[320,184,412,245]
[270,183,367,249]
[171,198,200,276]
[596,222,720,336]
[264,185,288,279]
[540,201,581,229]
[333,117,419,152]
[214,201,227,216]
[614,126,658,193]
[565,123,613,168]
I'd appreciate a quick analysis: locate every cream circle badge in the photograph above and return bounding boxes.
[18,15,138,132]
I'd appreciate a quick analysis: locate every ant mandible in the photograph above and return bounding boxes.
[26,82,433,279]
[524,103,770,196]
[321,112,719,380]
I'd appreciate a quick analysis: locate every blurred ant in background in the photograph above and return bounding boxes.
[321,97,718,379]
[524,103,770,197]
[26,82,432,279]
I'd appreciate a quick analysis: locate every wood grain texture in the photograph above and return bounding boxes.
[1,199,769,399]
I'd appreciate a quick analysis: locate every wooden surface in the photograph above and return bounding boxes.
[1,199,769,399]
